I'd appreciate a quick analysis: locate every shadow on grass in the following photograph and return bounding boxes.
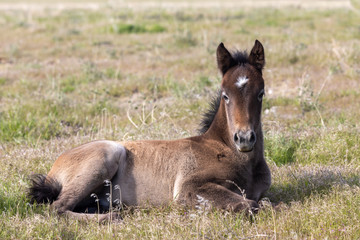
[265,166,360,204]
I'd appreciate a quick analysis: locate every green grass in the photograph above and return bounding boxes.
[0,3,360,239]
[109,23,167,34]
[265,133,299,165]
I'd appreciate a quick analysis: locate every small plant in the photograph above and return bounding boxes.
[90,193,100,222]
[104,180,113,222]
[195,195,210,215]
[104,180,122,223]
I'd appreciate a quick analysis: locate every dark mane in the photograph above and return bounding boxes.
[231,50,248,65]
[198,50,249,134]
[199,89,221,134]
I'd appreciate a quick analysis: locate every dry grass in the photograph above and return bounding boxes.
[0,3,360,239]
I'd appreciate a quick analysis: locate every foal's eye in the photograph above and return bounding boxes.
[222,92,230,104]
[258,89,265,102]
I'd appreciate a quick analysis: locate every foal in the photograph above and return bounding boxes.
[29,40,271,221]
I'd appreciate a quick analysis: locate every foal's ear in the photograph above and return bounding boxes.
[248,40,265,71]
[217,43,236,76]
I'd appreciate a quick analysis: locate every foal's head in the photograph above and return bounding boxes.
[217,40,265,152]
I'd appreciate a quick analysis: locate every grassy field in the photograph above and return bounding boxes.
[0,3,360,239]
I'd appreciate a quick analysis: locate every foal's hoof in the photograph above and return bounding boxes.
[246,199,259,214]
[232,199,259,214]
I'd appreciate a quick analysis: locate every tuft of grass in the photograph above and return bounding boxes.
[60,77,76,93]
[265,133,299,165]
[146,24,167,33]
[110,23,166,34]
[0,77,7,85]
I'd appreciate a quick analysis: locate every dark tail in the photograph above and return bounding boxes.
[28,174,62,204]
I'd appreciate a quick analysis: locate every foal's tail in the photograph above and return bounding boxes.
[28,174,62,204]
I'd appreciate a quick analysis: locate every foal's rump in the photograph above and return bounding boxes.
[29,140,127,212]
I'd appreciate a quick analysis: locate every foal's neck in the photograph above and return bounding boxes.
[203,103,233,147]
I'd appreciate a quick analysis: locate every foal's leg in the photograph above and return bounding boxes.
[48,141,126,220]
[187,182,258,212]
[180,174,259,213]
[247,159,271,202]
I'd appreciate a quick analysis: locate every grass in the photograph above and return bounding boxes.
[0,2,360,239]
[109,23,167,34]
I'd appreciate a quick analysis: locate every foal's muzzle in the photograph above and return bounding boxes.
[234,130,256,152]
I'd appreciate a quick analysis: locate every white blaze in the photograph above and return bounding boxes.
[235,76,249,88]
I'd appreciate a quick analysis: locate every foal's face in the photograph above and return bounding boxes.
[217,40,265,152]
[221,65,264,152]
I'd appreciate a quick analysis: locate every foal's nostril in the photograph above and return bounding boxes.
[249,131,256,144]
[234,133,239,143]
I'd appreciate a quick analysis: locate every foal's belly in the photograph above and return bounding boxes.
[107,140,184,206]
[110,167,174,206]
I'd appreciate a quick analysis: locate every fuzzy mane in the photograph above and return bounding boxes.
[199,50,248,134]
[199,89,222,134]
[231,50,249,65]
